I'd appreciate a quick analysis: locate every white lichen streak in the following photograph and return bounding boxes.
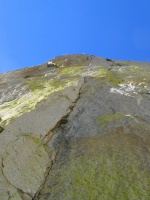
[0,83,27,105]
[44,71,56,77]
[110,82,138,97]
[118,67,126,73]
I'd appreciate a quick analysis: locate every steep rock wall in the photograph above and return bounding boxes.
[0,54,150,199]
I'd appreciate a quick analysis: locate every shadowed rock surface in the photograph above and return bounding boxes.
[0,54,150,199]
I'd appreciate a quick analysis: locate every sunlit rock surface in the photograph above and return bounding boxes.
[0,54,150,199]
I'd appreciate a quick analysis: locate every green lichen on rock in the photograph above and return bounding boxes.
[31,136,52,153]
[59,66,84,76]
[31,136,41,144]
[95,67,123,85]
[44,132,150,200]
[0,92,44,125]
[125,65,150,87]
[96,112,133,126]
[64,158,148,200]
[7,193,22,200]
[138,82,147,88]
[109,65,150,88]
[24,77,47,91]
[0,75,79,125]
[19,133,40,143]
[128,66,141,73]
[24,76,77,92]
[43,145,51,153]
[19,134,52,153]
[51,54,91,67]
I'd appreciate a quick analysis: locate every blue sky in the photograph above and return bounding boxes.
[0,0,150,72]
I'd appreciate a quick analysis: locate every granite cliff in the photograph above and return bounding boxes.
[0,54,150,199]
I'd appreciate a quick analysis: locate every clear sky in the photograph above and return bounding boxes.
[0,0,150,72]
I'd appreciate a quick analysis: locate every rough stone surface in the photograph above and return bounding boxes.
[0,54,150,199]
[2,137,50,196]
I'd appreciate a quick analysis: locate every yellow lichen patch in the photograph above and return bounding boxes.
[128,66,141,73]
[32,137,41,144]
[125,66,150,87]
[43,145,51,153]
[24,76,78,91]
[96,112,134,126]
[112,65,150,88]
[19,133,41,144]
[51,54,90,67]
[94,66,123,85]
[58,66,84,76]
[19,134,52,153]
[0,76,79,126]
[138,82,147,88]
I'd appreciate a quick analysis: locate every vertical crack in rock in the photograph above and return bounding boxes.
[17,188,32,200]
[0,77,85,199]
[33,78,85,200]
[41,77,85,145]
[33,150,59,200]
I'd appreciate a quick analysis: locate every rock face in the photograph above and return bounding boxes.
[0,54,150,199]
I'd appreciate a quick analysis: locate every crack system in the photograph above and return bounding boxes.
[33,77,85,199]
[33,149,59,200]
[0,76,85,200]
